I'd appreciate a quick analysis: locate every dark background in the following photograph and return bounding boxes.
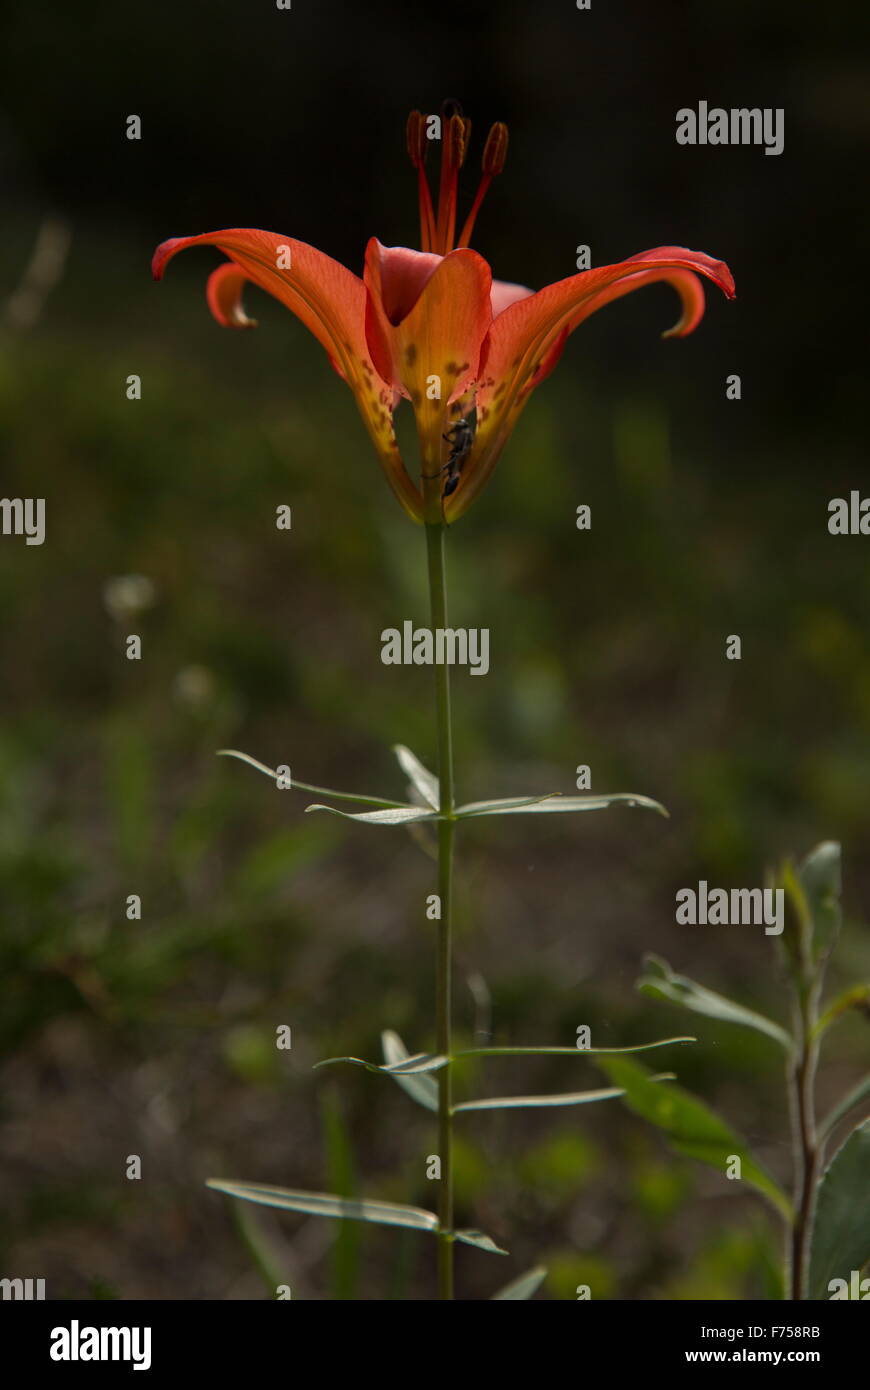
[1,0,868,1299]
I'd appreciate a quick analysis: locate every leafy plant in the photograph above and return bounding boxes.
[152,102,733,1299]
[209,743,694,1296]
[625,843,870,1300]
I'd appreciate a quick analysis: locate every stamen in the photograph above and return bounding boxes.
[456,121,509,250]
[406,110,436,253]
[435,108,468,254]
[447,115,470,251]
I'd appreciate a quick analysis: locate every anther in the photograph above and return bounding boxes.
[406,110,427,168]
[482,122,509,177]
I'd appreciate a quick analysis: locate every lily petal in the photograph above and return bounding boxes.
[364,241,492,401]
[370,246,443,332]
[490,278,534,317]
[207,263,257,328]
[364,240,493,511]
[153,229,423,521]
[446,247,734,520]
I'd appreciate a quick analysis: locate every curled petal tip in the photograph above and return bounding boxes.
[661,315,695,341]
[151,237,182,281]
[661,256,735,338]
[706,256,736,299]
[207,263,258,329]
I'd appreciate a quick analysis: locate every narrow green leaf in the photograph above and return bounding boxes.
[491,1266,548,1300]
[208,1180,507,1254]
[455,1230,509,1255]
[314,1053,448,1077]
[318,1040,693,1076]
[208,1179,439,1231]
[800,841,842,962]
[638,954,792,1052]
[809,1120,870,1298]
[381,1030,440,1112]
[456,792,667,819]
[454,1086,624,1113]
[597,1057,793,1222]
[393,744,439,810]
[218,749,406,809]
[777,856,812,983]
[454,1037,695,1060]
[456,794,561,816]
[305,803,436,825]
[820,1074,870,1140]
[815,985,870,1041]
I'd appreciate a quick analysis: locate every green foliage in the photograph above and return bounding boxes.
[809,1121,870,1299]
[597,1057,792,1221]
[631,842,869,1302]
[454,1085,624,1113]
[800,841,843,965]
[380,1030,441,1113]
[638,954,791,1052]
[206,1180,508,1254]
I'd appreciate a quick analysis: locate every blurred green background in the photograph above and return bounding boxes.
[1,0,868,1299]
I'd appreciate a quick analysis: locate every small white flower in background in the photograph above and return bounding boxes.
[103,574,156,622]
[173,664,216,710]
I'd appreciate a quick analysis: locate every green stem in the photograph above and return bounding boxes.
[425,520,455,1301]
[788,977,822,1300]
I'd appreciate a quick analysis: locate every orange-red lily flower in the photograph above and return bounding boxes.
[153,105,734,525]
